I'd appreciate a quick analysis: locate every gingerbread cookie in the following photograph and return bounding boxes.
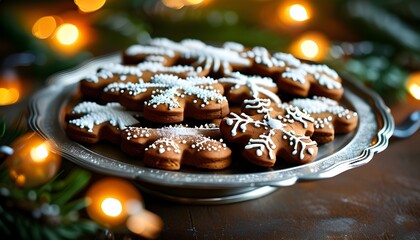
[103,74,229,123]
[218,72,281,106]
[220,98,318,167]
[66,101,139,144]
[80,62,199,102]
[122,38,344,100]
[284,96,358,144]
[121,126,231,170]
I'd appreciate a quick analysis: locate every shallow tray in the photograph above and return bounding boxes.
[29,54,394,204]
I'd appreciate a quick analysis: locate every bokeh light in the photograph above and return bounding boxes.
[291,32,330,61]
[32,16,57,39]
[30,143,49,163]
[277,1,311,26]
[300,39,319,58]
[162,0,185,9]
[184,0,204,5]
[5,133,61,188]
[56,23,79,45]
[101,198,123,217]
[406,72,420,100]
[161,0,204,9]
[289,4,309,22]
[0,88,19,105]
[86,178,142,229]
[127,210,164,239]
[75,0,106,13]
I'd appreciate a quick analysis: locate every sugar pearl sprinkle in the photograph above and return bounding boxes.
[289,96,357,120]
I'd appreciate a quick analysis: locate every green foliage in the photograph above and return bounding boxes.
[0,167,99,240]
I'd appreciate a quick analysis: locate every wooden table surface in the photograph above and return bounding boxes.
[141,98,420,239]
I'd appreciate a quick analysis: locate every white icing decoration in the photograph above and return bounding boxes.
[225,98,317,161]
[148,38,251,74]
[136,62,197,75]
[307,148,314,155]
[69,102,139,132]
[302,64,342,89]
[85,63,143,83]
[283,105,314,128]
[281,67,307,84]
[104,74,226,109]
[243,98,273,114]
[281,130,316,160]
[223,41,245,52]
[245,130,277,160]
[226,112,267,136]
[125,45,175,57]
[219,72,281,106]
[267,118,284,130]
[272,52,301,68]
[289,96,356,120]
[148,138,180,154]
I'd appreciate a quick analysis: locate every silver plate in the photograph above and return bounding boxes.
[29,53,394,204]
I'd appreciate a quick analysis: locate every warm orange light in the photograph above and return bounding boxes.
[291,32,330,61]
[289,4,309,22]
[75,0,106,13]
[162,0,185,9]
[101,198,123,217]
[277,1,311,25]
[30,143,49,162]
[406,72,420,100]
[5,133,61,188]
[184,0,204,5]
[0,87,19,105]
[32,16,57,39]
[86,178,142,230]
[300,39,319,58]
[127,210,164,239]
[56,23,79,45]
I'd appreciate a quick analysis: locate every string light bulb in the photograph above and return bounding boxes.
[55,23,79,45]
[291,32,330,61]
[406,72,420,100]
[32,16,57,39]
[101,198,123,217]
[30,143,49,162]
[75,0,106,13]
[5,133,61,188]
[289,4,309,22]
[86,178,143,230]
[277,1,311,26]
[0,73,21,106]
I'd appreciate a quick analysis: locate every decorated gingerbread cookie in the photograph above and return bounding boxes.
[121,126,231,170]
[66,101,140,144]
[284,96,358,144]
[220,98,318,167]
[103,74,229,123]
[80,62,199,102]
[122,38,344,100]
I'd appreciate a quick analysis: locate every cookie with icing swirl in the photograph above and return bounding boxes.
[220,98,317,167]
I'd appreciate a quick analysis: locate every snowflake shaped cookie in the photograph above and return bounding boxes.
[103,74,229,123]
[66,102,140,144]
[80,62,199,101]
